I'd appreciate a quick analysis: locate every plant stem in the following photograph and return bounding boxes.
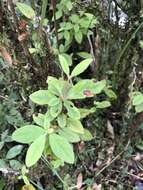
[39,0,48,34]
[51,0,59,49]
[113,21,143,86]
[29,179,44,190]
[41,155,66,186]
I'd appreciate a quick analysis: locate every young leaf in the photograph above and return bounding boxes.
[6,145,23,159]
[49,134,74,164]
[75,30,83,44]
[30,90,52,105]
[59,54,70,76]
[71,58,92,77]
[12,125,45,144]
[57,113,67,128]
[50,101,62,118]
[59,128,80,143]
[16,3,35,19]
[43,111,52,129]
[67,118,84,134]
[26,135,46,167]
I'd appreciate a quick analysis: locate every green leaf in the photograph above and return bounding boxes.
[104,88,117,99]
[10,160,22,170]
[59,128,80,143]
[0,179,5,190]
[59,54,70,76]
[80,129,93,141]
[26,135,46,167]
[95,101,111,108]
[67,79,95,99]
[29,48,38,54]
[133,94,143,106]
[64,101,80,119]
[55,10,62,20]
[43,111,53,129]
[30,90,52,105]
[71,58,92,77]
[67,118,84,134]
[6,145,23,159]
[0,142,4,150]
[74,24,80,33]
[64,22,73,30]
[16,3,35,19]
[77,52,92,59]
[92,80,106,94]
[75,30,83,44]
[49,134,74,164]
[57,113,67,128]
[47,76,65,96]
[50,101,62,118]
[135,103,143,113]
[64,31,70,41]
[33,113,44,126]
[0,159,8,169]
[66,1,73,10]
[70,14,80,23]
[61,53,72,66]
[12,125,45,144]
[48,96,61,107]
[79,108,91,118]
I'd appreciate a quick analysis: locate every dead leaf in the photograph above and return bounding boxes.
[107,120,115,139]
[92,183,102,190]
[0,46,12,66]
[106,144,115,165]
[21,184,36,190]
[133,153,143,161]
[96,151,104,168]
[83,90,94,97]
[18,32,29,42]
[19,20,28,30]
[78,141,85,152]
[76,173,83,189]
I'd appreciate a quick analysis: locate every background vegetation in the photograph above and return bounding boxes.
[0,0,143,189]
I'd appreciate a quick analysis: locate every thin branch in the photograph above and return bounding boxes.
[0,168,20,176]
[95,140,130,177]
[51,0,59,49]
